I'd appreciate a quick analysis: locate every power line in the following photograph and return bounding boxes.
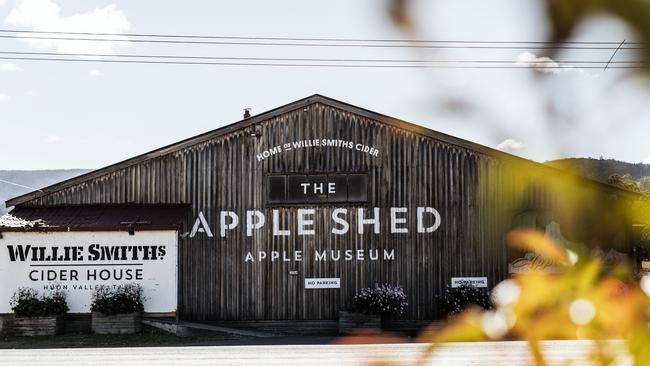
[0,50,646,64]
[0,179,43,192]
[0,34,644,50]
[0,50,645,65]
[604,39,626,70]
[0,28,643,45]
[0,55,647,68]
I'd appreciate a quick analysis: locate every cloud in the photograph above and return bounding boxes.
[517,52,563,74]
[496,138,526,152]
[642,156,650,164]
[88,69,102,77]
[44,135,61,143]
[4,0,133,54]
[0,63,23,72]
[0,93,10,102]
[0,0,6,6]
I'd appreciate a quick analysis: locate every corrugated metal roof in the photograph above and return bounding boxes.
[0,204,190,232]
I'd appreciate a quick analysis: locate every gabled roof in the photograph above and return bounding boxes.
[5,94,636,207]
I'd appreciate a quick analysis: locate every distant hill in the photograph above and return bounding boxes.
[0,170,92,214]
[546,158,650,189]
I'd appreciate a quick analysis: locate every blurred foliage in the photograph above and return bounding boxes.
[607,174,650,239]
[546,0,650,62]
[640,177,650,191]
[387,0,650,71]
[607,174,643,193]
[378,2,650,364]
[387,0,412,31]
[546,158,650,185]
[406,229,650,366]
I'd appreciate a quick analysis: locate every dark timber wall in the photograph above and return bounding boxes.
[13,97,630,321]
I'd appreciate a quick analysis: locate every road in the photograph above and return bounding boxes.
[0,340,622,365]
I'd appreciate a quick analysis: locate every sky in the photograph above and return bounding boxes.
[0,0,649,170]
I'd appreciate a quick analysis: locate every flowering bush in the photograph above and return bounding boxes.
[441,284,490,316]
[90,284,145,315]
[10,287,69,317]
[352,284,408,316]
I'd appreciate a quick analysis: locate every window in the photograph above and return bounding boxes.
[267,173,368,204]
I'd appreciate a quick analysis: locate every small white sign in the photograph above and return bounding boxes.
[305,278,340,289]
[451,277,488,288]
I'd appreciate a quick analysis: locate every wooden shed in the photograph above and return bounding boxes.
[3,94,638,327]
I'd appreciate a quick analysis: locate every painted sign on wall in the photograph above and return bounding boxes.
[256,139,381,162]
[451,277,488,288]
[0,231,177,313]
[305,278,341,289]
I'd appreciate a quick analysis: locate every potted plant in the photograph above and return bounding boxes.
[9,287,68,336]
[339,283,408,335]
[90,284,145,334]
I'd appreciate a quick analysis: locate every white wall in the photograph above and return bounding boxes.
[0,230,177,313]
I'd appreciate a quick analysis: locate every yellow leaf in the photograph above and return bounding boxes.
[508,229,570,267]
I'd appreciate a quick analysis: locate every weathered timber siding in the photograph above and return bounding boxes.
[22,102,572,321]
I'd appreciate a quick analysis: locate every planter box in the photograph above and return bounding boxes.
[92,312,142,334]
[338,311,381,335]
[12,315,63,336]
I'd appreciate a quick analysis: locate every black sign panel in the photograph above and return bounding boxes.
[307,175,329,203]
[347,174,368,202]
[287,175,308,203]
[267,176,286,204]
[328,175,348,202]
[267,173,368,204]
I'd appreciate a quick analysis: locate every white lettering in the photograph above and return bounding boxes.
[219,211,239,237]
[298,209,315,235]
[190,211,214,238]
[195,206,441,237]
[417,207,441,233]
[246,210,265,236]
[357,207,380,234]
[390,207,408,233]
[301,183,310,194]
[272,210,290,236]
[331,208,349,235]
[315,250,327,261]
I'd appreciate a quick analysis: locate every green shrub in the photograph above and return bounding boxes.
[352,284,408,317]
[10,287,69,317]
[440,284,490,316]
[90,284,145,315]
